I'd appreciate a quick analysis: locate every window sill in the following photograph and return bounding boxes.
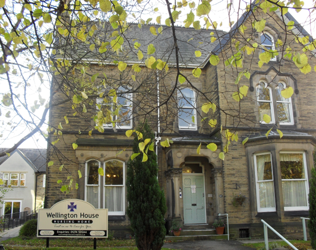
[284,211,309,217]
[256,212,278,218]
[108,215,126,221]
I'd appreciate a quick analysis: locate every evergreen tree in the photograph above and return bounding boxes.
[126,122,167,250]
[309,152,316,248]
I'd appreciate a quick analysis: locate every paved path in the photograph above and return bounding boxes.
[163,240,255,250]
[0,225,21,242]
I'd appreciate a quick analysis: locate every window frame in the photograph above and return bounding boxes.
[256,81,275,124]
[275,82,294,125]
[103,159,125,216]
[96,87,133,130]
[1,173,26,187]
[84,159,101,209]
[280,151,309,211]
[3,200,21,219]
[254,152,276,212]
[260,32,276,61]
[177,88,197,131]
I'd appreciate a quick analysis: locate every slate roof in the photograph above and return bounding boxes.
[0,148,47,173]
[58,23,226,68]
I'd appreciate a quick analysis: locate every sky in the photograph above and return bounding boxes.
[1,0,315,149]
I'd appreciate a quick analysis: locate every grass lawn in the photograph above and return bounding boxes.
[1,237,177,250]
[242,240,312,250]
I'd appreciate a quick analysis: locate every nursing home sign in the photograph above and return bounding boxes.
[37,199,108,238]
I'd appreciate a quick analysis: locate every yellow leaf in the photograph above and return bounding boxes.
[195,50,202,57]
[137,50,143,60]
[0,0,5,8]
[126,130,134,137]
[64,116,69,124]
[207,143,217,151]
[197,143,201,155]
[263,114,271,124]
[232,92,242,102]
[48,161,54,167]
[59,165,64,171]
[142,153,148,162]
[239,85,249,98]
[150,26,157,36]
[98,167,104,176]
[160,139,170,147]
[277,129,283,138]
[0,179,3,185]
[131,153,140,160]
[81,92,88,99]
[281,87,293,99]
[202,102,216,113]
[99,0,111,12]
[209,54,219,66]
[242,137,248,145]
[192,68,201,78]
[266,128,272,138]
[156,16,161,24]
[118,61,127,72]
[72,143,78,150]
[178,75,186,84]
[211,37,216,43]
[90,44,95,51]
[219,152,225,161]
[78,170,82,178]
[208,119,217,127]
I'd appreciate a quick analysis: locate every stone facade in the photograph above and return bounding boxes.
[46,8,316,239]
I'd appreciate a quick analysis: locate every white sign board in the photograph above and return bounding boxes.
[37,199,108,238]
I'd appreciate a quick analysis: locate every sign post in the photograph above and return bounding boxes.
[37,199,108,249]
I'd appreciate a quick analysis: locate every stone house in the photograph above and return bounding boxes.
[0,148,47,217]
[45,4,316,239]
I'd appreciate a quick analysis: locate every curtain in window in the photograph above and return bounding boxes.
[86,186,99,208]
[256,154,276,209]
[104,187,123,212]
[86,161,99,208]
[280,153,307,208]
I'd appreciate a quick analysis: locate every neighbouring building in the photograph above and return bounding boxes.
[45,2,316,239]
[0,148,47,217]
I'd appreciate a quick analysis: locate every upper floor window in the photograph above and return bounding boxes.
[260,32,276,61]
[96,86,132,129]
[256,81,293,125]
[85,159,125,216]
[178,88,197,130]
[254,151,309,212]
[2,173,26,187]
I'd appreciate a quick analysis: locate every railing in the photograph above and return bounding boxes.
[0,211,37,232]
[301,217,310,241]
[261,219,298,250]
[218,213,229,241]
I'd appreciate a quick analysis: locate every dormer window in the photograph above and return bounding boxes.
[256,81,294,125]
[178,88,197,130]
[260,32,276,61]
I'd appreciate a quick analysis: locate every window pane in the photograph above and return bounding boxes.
[256,154,273,180]
[178,88,195,107]
[275,83,287,101]
[87,161,99,185]
[182,164,202,174]
[277,102,291,123]
[179,108,195,128]
[280,153,304,179]
[104,186,123,212]
[258,102,272,122]
[20,174,25,179]
[13,202,20,219]
[10,180,18,186]
[256,83,271,100]
[117,107,132,128]
[282,180,307,207]
[3,174,8,180]
[86,186,99,208]
[4,202,11,215]
[105,161,123,185]
[10,174,18,180]
[258,182,276,209]
[261,33,273,45]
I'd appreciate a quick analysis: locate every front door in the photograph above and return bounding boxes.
[183,175,206,224]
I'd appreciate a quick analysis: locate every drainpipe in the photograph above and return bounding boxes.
[155,70,161,179]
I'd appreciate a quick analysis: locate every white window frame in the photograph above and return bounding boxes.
[103,159,125,216]
[3,200,22,218]
[97,87,133,130]
[280,151,309,211]
[3,173,9,187]
[84,159,101,209]
[43,174,46,188]
[276,82,294,125]
[254,152,276,212]
[256,81,275,124]
[261,32,276,61]
[1,173,26,187]
[20,173,26,187]
[178,88,197,130]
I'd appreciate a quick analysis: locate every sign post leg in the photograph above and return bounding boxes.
[46,238,49,248]
[94,238,96,249]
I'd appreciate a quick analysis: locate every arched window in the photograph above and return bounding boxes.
[260,32,276,61]
[178,88,197,130]
[103,159,125,215]
[85,159,101,209]
[256,81,274,124]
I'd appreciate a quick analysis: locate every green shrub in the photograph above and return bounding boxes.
[19,219,37,237]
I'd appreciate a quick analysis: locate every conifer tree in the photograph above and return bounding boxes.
[309,153,316,248]
[126,122,166,250]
